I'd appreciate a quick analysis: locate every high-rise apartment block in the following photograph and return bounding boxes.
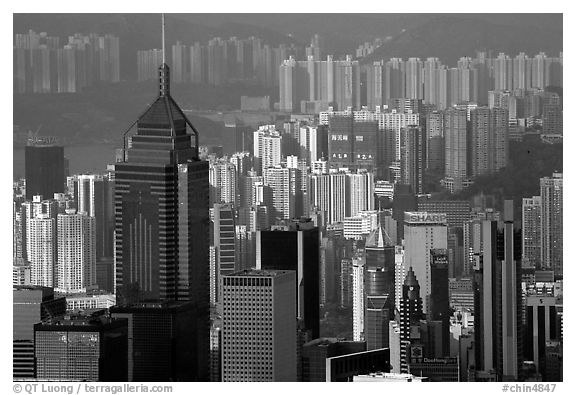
[540,173,562,276]
[56,209,96,293]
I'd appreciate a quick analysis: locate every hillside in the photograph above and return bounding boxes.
[362,15,563,65]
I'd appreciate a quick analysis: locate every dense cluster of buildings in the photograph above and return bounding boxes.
[13,26,563,383]
[137,34,324,87]
[14,30,120,93]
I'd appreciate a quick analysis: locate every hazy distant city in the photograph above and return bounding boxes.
[13,13,562,383]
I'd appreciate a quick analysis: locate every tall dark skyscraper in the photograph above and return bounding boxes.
[113,20,210,380]
[399,267,423,373]
[256,218,320,340]
[13,286,66,379]
[25,140,65,200]
[364,227,396,350]
[473,201,522,381]
[430,248,450,356]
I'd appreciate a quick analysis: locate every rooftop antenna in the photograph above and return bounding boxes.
[162,13,166,64]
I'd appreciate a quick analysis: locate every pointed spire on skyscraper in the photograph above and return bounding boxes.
[159,13,170,97]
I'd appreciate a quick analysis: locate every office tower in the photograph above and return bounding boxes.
[256,219,320,339]
[522,196,542,269]
[328,115,354,169]
[540,173,562,276]
[525,295,559,379]
[302,339,364,381]
[253,126,282,175]
[110,301,199,381]
[302,338,390,381]
[34,311,127,381]
[469,107,509,177]
[27,214,56,287]
[400,125,424,194]
[25,140,65,200]
[426,111,444,172]
[417,199,471,228]
[221,270,297,381]
[352,258,365,341]
[56,210,96,293]
[473,201,522,381]
[443,107,468,193]
[213,203,237,281]
[209,159,238,206]
[363,227,395,350]
[13,286,66,379]
[73,174,114,260]
[399,268,423,373]
[430,249,450,356]
[113,47,209,379]
[403,212,448,314]
[328,116,378,171]
[209,314,222,382]
[391,184,417,243]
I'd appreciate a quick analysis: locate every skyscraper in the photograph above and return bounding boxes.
[403,212,448,314]
[113,21,209,380]
[221,270,297,381]
[256,218,320,339]
[25,139,65,200]
[213,203,237,281]
[110,301,199,381]
[399,267,423,373]
[429,248,450,356]
[72,174,114,259]
[473,201,522,381]
[34,311,128,381]
[13,286,66,379]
